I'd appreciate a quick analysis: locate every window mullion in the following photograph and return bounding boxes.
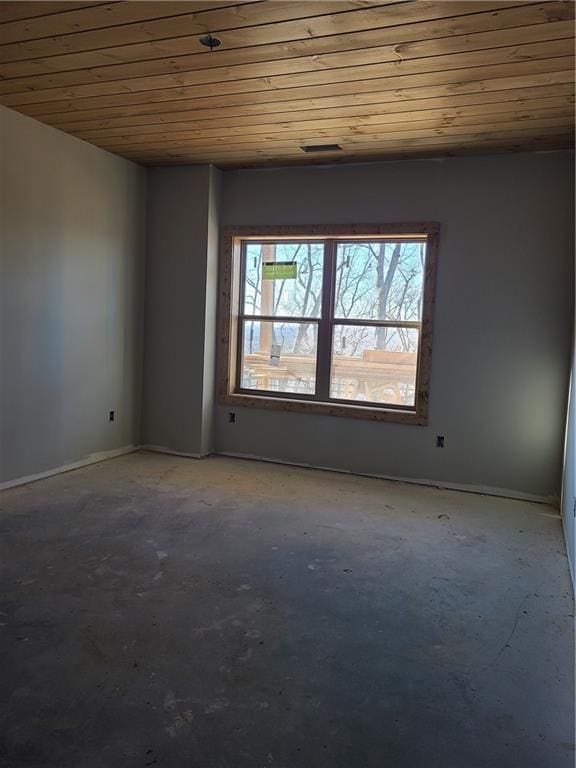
[316,239,336,401]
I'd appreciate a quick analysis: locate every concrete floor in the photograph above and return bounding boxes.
[0,452,573,768]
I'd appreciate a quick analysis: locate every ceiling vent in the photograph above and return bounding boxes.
[300,144,342,153]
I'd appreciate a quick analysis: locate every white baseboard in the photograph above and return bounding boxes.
[0,445,140,492]
[1,443,558,509]
[215,450,559,507]
[141,445,211,460]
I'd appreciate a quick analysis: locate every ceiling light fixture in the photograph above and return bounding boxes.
[199,34,222,50]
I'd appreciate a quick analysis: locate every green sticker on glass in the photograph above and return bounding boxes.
[262,261,297,280]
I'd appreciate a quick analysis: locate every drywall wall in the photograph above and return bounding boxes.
[200,166,222,455]
[562,336,575,583]
[0,105,146,486]
[142,165,221,456]
[215,152,574,500]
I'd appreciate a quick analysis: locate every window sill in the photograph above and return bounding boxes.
[221,392,428,425]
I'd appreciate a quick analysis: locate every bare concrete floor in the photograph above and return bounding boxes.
[0,452,573,768]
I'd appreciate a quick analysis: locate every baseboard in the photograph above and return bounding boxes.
[215,450,559,507]
[4,443,555,507]
[0,445,140,492]
[141,445,211,460]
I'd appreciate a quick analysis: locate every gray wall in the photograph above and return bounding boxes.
[2,105,571,505]
[215,152,574,500]
[142,165,221,456]
[201,166,222,455]
[0,105,146,485]
[562,333,575,582]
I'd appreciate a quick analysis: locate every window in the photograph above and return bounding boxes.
[219,224,439,425]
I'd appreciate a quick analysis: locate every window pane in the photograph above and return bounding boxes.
[243,242,323,318]
[335,241,425,322]
[330,325,419,406]
[241,320,318,395]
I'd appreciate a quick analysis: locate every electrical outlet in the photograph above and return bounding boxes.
[436,435,445,448]
[109,411,115,422]
[229,412,236,424]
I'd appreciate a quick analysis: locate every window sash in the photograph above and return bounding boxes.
[236,237,426,407]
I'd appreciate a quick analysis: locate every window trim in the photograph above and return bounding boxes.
[218,223,440,426]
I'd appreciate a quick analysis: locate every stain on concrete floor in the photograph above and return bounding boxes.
[0,452,574,768]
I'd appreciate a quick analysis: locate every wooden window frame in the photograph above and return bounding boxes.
[218,224,439,425]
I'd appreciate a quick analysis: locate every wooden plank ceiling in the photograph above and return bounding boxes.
[0,0,574,168]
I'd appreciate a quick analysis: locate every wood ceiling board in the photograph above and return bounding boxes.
[0,0,573,166]
[124,132,573,163]
[1,35,572,105]
[0,1,537,74]
[0,2,255,45]
[97,125,576,164]
[29,65,575,124]
[123,129,573,167]
[139,137,574,161]
[79,102,574,145]
[0,3,106,24]
[0,18,573,97]
[0,1,399,62]
[96,129,576,163]
[51,82,576,133]
[6,48,574,117]
[97,116,575,154]
[208,136,576,167]
[71,93,574,141]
